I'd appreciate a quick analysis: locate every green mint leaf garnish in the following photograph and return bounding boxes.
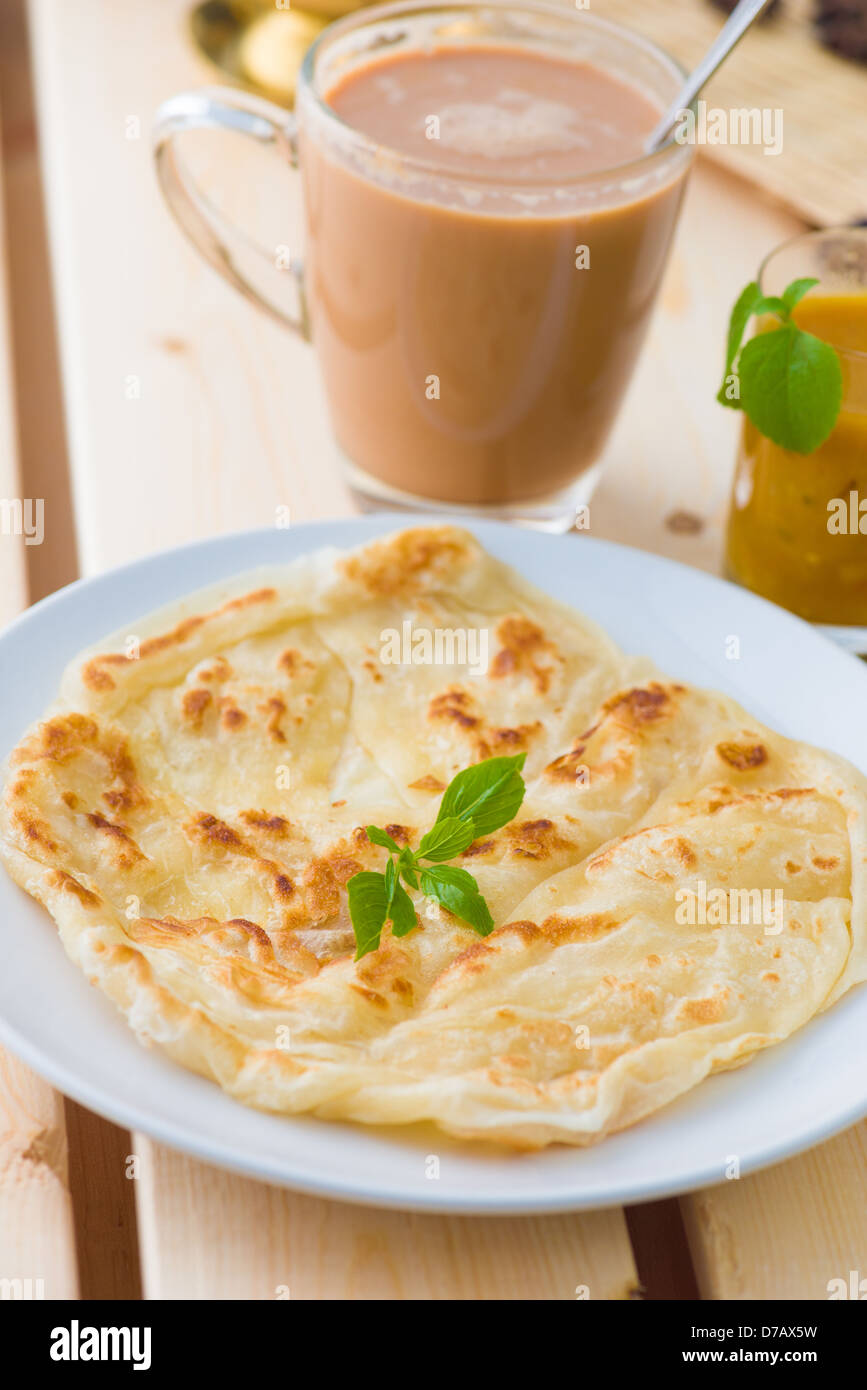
[398,845,419,889]
[420,865,495,936]
[781,276,819,314]
[366,825,401,854]
[348,755,526,958]
[718,281,762,405]
[418,815,477,862]
[738,322,843,454]
[384,857,398,905]
[434,752,526,840]
[388,878,418,938]
[751,295,789,318]
[347,871,390,960]
[717,275,842,452]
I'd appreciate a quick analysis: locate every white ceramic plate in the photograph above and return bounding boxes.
[1,516,865,1214]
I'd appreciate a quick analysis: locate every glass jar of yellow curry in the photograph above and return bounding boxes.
[725,228,867,639]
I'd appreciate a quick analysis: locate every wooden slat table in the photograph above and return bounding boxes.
[0,106,79,1302]
[1,0,863,1299]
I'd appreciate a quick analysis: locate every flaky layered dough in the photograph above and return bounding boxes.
[2,526,866,1146]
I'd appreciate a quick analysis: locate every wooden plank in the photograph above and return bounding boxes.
[682,1125,867,1300]
[29,0,639,1301]
[2,0,140,1301]
[0,100,78,1301]
[26,0,867,1306]
[137,1147,637,1301]
[0,0,77,602]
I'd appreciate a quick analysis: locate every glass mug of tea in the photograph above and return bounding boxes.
[154,1,693,528]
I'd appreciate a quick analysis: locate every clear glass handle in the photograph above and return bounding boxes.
[153,87,309,338]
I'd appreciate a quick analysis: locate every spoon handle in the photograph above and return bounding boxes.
[647,0,776,152]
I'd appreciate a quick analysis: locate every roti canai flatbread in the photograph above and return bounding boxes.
[2,525,865,1147]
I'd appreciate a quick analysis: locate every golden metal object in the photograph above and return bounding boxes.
[239,11,329,102]
[190,1,370,104]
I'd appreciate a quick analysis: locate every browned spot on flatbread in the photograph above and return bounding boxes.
[262,696,287,743]
[340,527,469,597]
[429,687,479,729]
[12,713,99,766]
[101,732,149,812]
[462,838,495,858]
[409,774,445,792]
[362,660,384,683]
[484,723,543,753]
[447,940,495,975]
[49,869,101,906]
[349,985,389,1008]
[13,810,58,853]
[278,648,314,677]
[14,718,149,815]
[384,824,412,846]
[603,683,674,724]
[198,656,232,682]
[219,697,247,731]
[240,811,291,837]
[812,854,839,871]
[499,920,542,943]
[188,813,249,855]
[86,812,146,867]
[505,818,572,860]
[222,587,277,613]
[717,741,768,771]
[265,867,296,902]
[545,747,591,782]
[490,615,558,694]
[225,917,273,950]
[660,836,698,868]
[539,912,619,944]
[297,842,365,924]
[328,854,364,885]
[679,991,730,1024]
[545,686,681,782]
[81,663,118,692]
[82,589,276,690]
[182,687,213,729]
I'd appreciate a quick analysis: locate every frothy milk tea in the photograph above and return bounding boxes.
[301,44,686,505]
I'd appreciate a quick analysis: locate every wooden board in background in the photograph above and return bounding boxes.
[598,0,867,226]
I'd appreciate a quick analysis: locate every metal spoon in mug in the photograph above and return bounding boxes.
[646,0,778,153]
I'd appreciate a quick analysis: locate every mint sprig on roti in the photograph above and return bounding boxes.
[348,753,526,959]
